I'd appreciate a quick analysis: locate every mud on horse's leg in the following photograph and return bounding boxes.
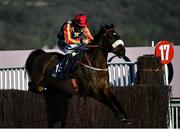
[28,81,46,93]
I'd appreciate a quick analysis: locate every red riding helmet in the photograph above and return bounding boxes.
[74,14,88,27]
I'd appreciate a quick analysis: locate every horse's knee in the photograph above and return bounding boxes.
[28,81,45,93]
[36,86,46,92]
[103,86,113,97]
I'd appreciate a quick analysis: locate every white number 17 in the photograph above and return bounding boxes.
[159,44,170,61]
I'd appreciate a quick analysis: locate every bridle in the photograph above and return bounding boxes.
[102,28,123,52]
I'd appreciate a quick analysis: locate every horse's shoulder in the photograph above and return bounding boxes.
[49,52,64,60]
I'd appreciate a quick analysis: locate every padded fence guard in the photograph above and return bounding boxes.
[0,85,171,128]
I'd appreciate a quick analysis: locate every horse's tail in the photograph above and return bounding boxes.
[25,49,45,80]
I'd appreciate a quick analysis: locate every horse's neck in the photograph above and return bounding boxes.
[87,32,109,68]
[86,48,108,68]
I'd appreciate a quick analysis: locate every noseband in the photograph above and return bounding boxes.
[103,28,121,48]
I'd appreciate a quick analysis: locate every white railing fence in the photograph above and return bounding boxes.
[0,63,138,90]
[0,67,28,91]
[107,62,137,86]
[169,98,180,129]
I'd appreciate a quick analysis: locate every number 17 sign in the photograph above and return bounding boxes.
[155,41,174,64]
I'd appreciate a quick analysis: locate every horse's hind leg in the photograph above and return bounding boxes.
[28,81,36,91]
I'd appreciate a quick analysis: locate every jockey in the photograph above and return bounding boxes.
[57,13,94,55]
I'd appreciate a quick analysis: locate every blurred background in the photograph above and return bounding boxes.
[0,0,180,50]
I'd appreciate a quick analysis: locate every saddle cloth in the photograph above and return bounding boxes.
[51,54,76,79]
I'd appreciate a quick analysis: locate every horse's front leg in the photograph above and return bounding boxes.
[101,86,131,124]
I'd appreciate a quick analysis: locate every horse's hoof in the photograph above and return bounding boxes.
[118,115,132,125]
[120,117,126,122]
[117,114,126,122]
[123,118,132,125]
[126,120,132,125]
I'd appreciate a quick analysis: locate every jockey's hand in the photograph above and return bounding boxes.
[82,39,90,45]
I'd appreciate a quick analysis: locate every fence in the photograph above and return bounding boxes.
[169,98,180,129]
[0,67,28,90]
[107,62,137,86]
[0,63,179,128]
[0,62,137,90]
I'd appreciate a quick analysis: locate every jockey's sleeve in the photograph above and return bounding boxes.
[64,22,81,44]
[84,27,94,41]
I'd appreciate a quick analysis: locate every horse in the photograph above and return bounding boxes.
[25,24,131,124]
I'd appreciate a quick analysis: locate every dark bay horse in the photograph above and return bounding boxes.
[25,24,130,123]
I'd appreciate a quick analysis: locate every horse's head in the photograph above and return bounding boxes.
[94,24,125,57]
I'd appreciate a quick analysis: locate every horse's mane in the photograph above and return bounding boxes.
[91,25,114,45]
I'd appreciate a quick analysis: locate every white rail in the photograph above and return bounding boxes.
[0,63,137,90]
[169,98,180,129]
[107,62,137,86]
[0,67,28,90]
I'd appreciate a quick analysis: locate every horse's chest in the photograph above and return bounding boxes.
[91,77,108,88]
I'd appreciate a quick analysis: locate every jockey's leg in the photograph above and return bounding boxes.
[57,40,68,53]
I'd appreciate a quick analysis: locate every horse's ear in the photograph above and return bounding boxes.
[100,23,107,27]
[111,24,115,28]
[100,23,107,31]
[100,24,104,28]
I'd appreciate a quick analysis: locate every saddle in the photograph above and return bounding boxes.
[52,43,89,78]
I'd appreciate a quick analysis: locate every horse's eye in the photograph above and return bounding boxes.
[113,32,117,35]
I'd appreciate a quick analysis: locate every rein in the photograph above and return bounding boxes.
[85,45,99,48]
[76,60,108,71]
[76,51,108,72]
